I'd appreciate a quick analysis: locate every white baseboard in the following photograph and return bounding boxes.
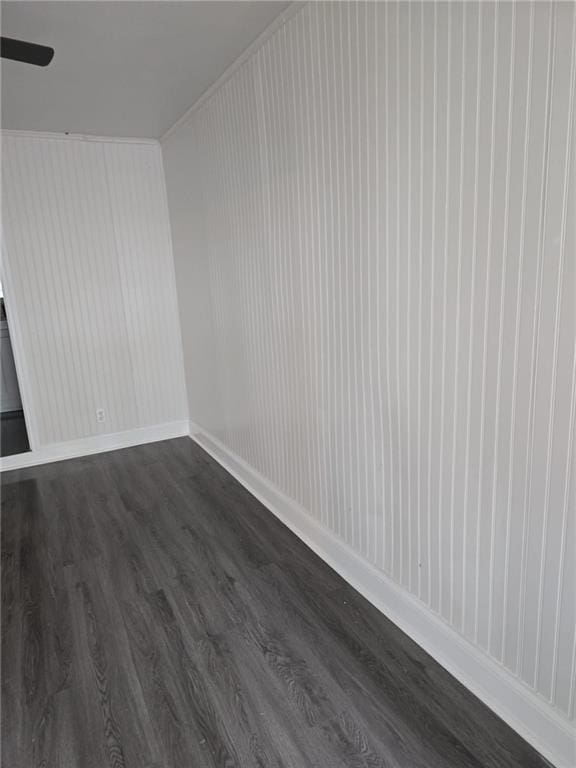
[0,420,189,472]
[189,421,575,768]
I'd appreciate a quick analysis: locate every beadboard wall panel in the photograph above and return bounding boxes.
[2,134,187,448]
[162,0,575,748]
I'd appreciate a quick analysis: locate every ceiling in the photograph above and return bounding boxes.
[1,1,289,139]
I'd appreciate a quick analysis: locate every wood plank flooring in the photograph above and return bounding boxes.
[1,437,550,767]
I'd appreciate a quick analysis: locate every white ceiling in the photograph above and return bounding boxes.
[1,1,289,138]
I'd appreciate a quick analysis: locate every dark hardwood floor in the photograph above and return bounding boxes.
[1,437,550,767]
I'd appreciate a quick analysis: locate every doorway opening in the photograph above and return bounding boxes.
[1,280,30,457]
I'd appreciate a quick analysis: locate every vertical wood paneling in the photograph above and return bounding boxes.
[162,1,576,722]
[2,135,187,447]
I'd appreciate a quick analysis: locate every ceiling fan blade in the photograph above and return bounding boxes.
[1,37,54,67]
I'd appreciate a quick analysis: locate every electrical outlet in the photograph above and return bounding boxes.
[96,408,105,423]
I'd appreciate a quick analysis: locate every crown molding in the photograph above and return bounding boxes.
[0,129,158,145]
[161,1,307,143]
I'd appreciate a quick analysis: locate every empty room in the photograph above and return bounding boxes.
[1,1,574,766]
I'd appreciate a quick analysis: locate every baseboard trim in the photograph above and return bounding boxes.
[189,421,574,768]
[0,420,189,472]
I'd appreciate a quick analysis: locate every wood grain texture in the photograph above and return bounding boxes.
[1,438,551,767]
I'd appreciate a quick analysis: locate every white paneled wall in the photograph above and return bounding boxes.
[2,134,187,448]
[162,0,575,759]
